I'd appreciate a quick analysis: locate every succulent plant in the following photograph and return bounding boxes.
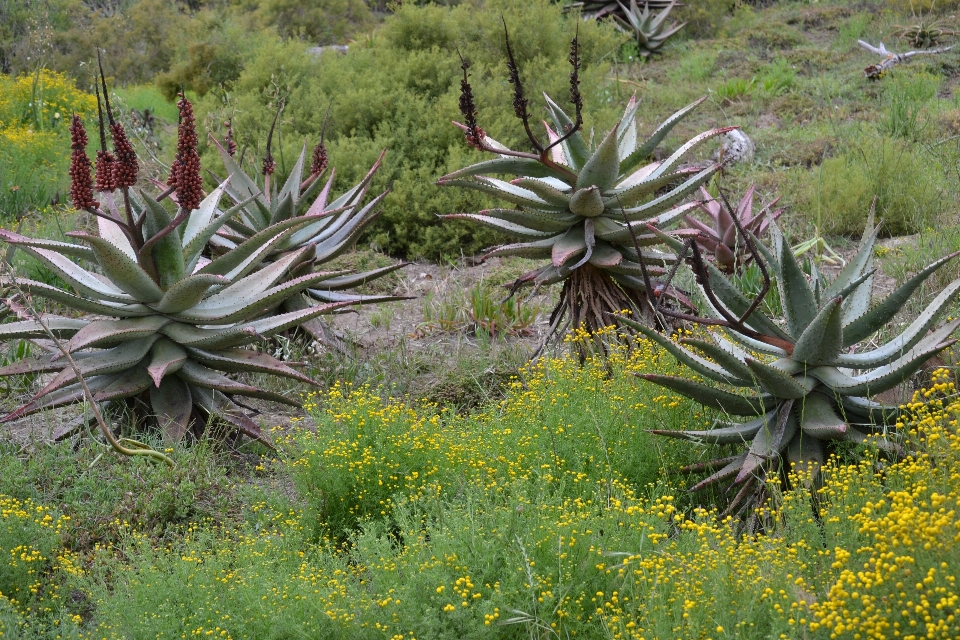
[206,135,408,347]
[0,96,353,447]
[443,32,731,345]
[684,186,782,273]
[564,0,677,21]
[613,0,686,57]
[622,219,960,516]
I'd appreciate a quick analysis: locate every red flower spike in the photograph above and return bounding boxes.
[110,122,139,188]
[95,150,117,193]
[224,119,237,157]
[68,115,98,209]
[168,94,203,211]
[309,139,327,176]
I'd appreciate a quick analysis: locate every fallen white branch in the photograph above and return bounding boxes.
[858,40,953,79]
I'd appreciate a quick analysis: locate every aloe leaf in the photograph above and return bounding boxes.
[773,225,816,337]
[690,260,792,341]
[139,197,186,288]
[623,318,752,386]
[210,135,266,215]
[326,150,386,212]
[823,224,880,301]
[2,375,117,423]
[187,347,318,386]
[621,164,720,222]
[568,186,605,218]
[785,433,825,481]
[798,393,848,439]
[0,353,88,376]
[843,254,960,346]
[160,323,260,350]
[589,242,623,268]
[594,212,698,244]
[687,453,748,492]
[34,337,157,398]
[96,211,137,260]
[440,177,560,211]
[311,193,390,262]
[14,279,153,318]
[810,337,955,396]
[617,95,639,160]
[0,317,87,341]
[150,274,228,314]
[637,373,773,416]
[680,337,754,382]
[646,128,732,181]
[744,358,817,399]
[653,413,769,444]
[200,247,313,309]
[476,209,578,233]
[190,386,273,448]
[0,230,94,261]
[150,375,193,441]
[277,143,307,210]
[444,214,553,238]
[837,305,960,368]
[576,123,621,191]
[440,157,570,181]
[146,338,188,387]
[318,263,408,291]
[621,97,706,175]
[736,402,797,483]
[180,182,228,250]
[197,213,328,277]
[792,296,843,365]
[483,237,559,260]
[175,360,261,395]
[551,226,587,268]
[243,300,357,338]
[67,316,172,351]
[543,93,590,170]
[93,366,153,402]
[603,170,696,209]
[68,232,164,303]
[838,394,901,424]
[512,178,572,207]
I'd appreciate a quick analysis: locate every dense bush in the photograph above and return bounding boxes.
[196,0,625,259]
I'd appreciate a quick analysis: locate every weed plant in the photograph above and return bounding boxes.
[38,354,960,639]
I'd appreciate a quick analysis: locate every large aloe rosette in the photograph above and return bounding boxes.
[0,184,354,445]
[207,139,408,344]
[440,94,731,337]
[623,221,960,514]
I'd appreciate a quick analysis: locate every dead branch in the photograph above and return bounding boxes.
[858,39,953,79]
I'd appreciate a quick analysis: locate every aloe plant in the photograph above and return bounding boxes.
[684,186,782,273]
[207,136,408,347]
[622,219,960,515]
[0,97,353,446]
[613,0,686,57]
[444,33,731,346]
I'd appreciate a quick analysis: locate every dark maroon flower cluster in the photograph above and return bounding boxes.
[262,153,276,177]
[224,119,237,157]
[110,123,138,188]
[68,115,98,209]
[310,139,327,176]
[167,94,203,211]
[95,149,117,192]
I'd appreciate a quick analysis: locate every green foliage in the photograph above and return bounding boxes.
[254,0,373,44]
[675,0,736,38]
[196,0,625,260]
[809,135,949,237]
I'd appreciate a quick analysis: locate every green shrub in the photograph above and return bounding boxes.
[802,135,950,237]
[254,0,373,44]
[675,0,736,38]
[196,0,624,260]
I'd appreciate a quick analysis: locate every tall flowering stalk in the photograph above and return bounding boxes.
[166,94,203,212]
[68,114,98,210]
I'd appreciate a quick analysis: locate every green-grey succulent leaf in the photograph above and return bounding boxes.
[36,336,158,398]
[0,352,90,377]
[317,263,408,291]
[198,214,326,277]
[623,318,751,385]
[186,347,318,386]
[576,124,621,191]
[798,393,848,439]
[744,358,817,399]
[150,375,193,441]
[269,192,295,226]
[785,433,825,480]
[680,337,755,383]
[569,186,606,217]
[160,323,259,350]
[244,300,357,338]
[621,165,720,222]
[603,170,696,209]
[836,304,960,368]
[204,247,314,307]
[146,338,188,387]
[736,403,797,483]
[3,374,117,422]
[543,93,590,170]
[617,95,639,160]
[440,157,571,181]
[443,214,553,239]
[654,413,770,444]
[823,224,880,301]
[326,150,385,212]
[638,374,775,416]
[13,279,153,317]
[152,274,231,314]
[67,316,173,351]
[511,178,572,207]
[476,209,579,233]
[688,453,748,492]
[441,177,562,211]
[9,246,135,303]
[773,225,816,338]
[483,236,560,260]
[67,232,164,303]
[210,135,266,215]
[552,226,587,268]
[140,197,186,288]
[842,253,960,346]
[180,182,229,253]
[190,386,271,447]
[648,129,732,181]
[277,143,307,210]
[621,97,706,176]
[792,296,843,365]
[589,242,624,268]
[810,336,955,396]
[837,394,901,424]
[0,230,94,261]
[175,360,263,396]
[312,194,389,263]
